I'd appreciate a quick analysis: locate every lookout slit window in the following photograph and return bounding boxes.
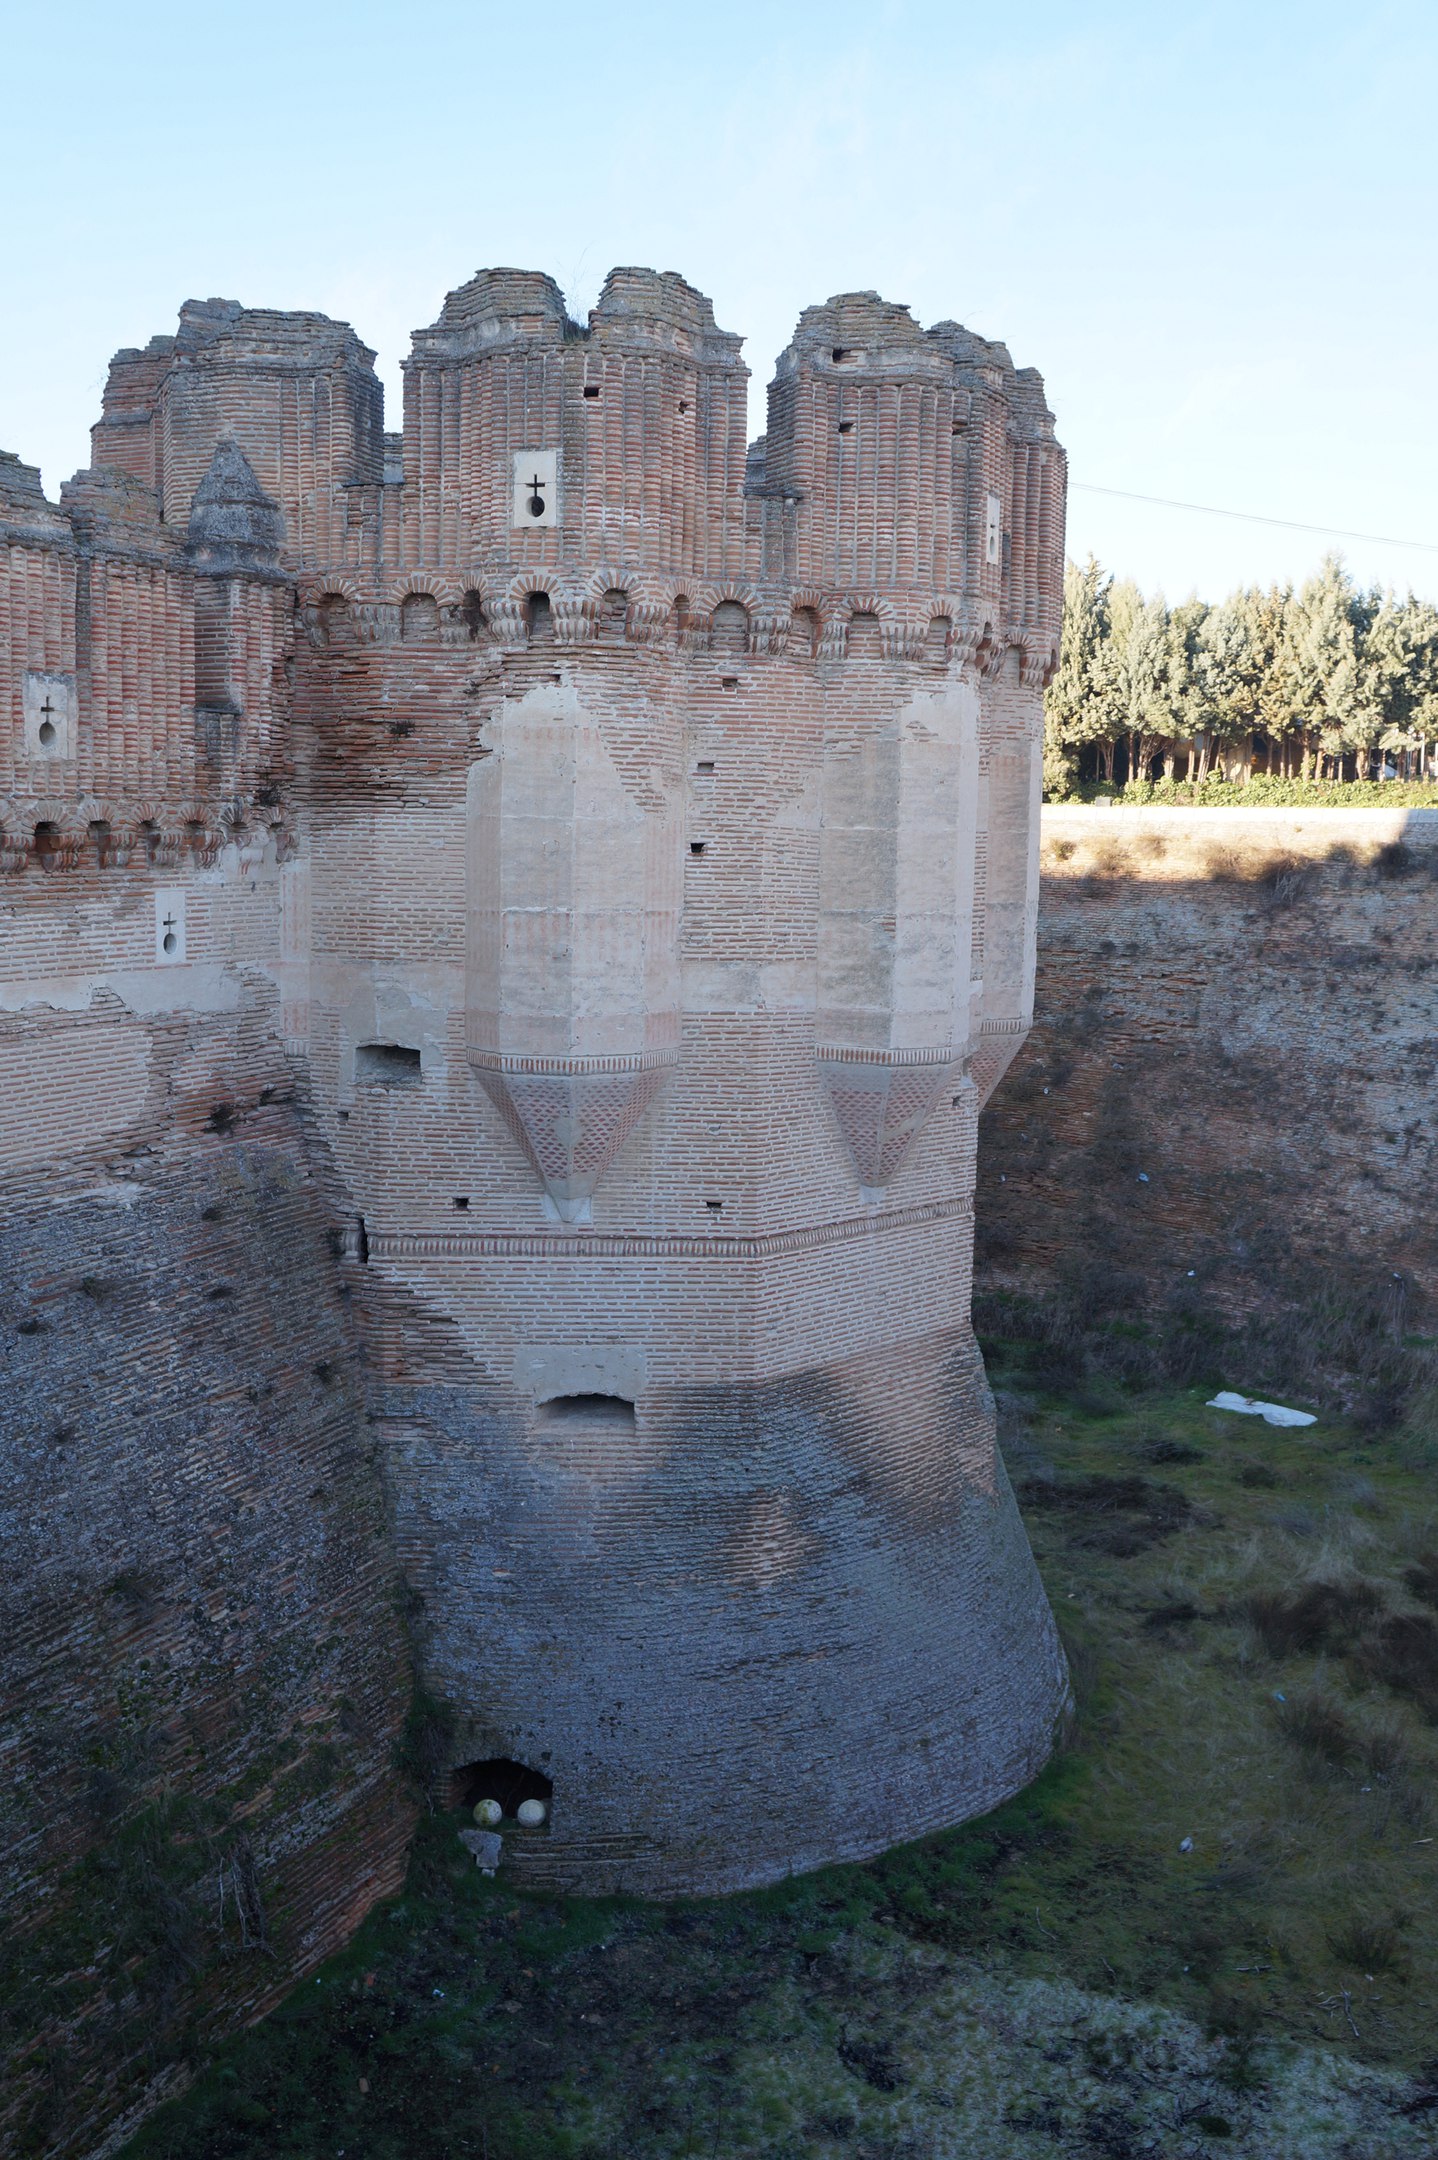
[451,1758,553,1820]
[984,493,1003,567]
[355,1042,422,1087]
[461,589,487,641]
[526,591,554,643]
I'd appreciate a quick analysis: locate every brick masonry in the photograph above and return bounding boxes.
[2,265,1069,2141]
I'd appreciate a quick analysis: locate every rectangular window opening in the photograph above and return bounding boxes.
[705,1198,724,1212]
[696,760,715,773]
[452,1195,470,1210]
[582,385,600,399]
[689,840,707,856]
[355,1042,422,1087]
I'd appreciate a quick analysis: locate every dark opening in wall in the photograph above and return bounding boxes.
[452,1195,470,1210]
[689,840,707,856]
[461,589,487,641]
[837,420,854,435]
[705,1198,724,1212]
[696,759,715,773]
[526,591,554,643]
[355,1042,422,1087]
[582,384,600,399]
[536,1393,636,1431]
[832,347,854,363]
[451,1758,553,1819]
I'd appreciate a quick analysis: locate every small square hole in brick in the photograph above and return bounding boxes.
[453,1196,470,1210]
[837,420,854,435]
[583,385,599,399]
[690,841,707,856]
[721,676,739,690]
[705,1198,724,1212]
[696,760,715,772]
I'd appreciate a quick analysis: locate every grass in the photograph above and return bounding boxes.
[120,1359,1438,2160]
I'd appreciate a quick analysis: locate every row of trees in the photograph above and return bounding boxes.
[1044,555,1438,793]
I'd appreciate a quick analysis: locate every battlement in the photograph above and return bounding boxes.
[0,266,1065,879]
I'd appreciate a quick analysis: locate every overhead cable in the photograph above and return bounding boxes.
[1070,481,1438,556]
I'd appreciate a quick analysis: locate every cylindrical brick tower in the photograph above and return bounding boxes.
[281,269,1071,1894]
[52,265,1071,1897]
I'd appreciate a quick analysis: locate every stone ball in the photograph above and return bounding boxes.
[516,1797,548,1828]
[472,1798,503,1827]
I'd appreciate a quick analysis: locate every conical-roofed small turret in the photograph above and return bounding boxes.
[185,437,285,570]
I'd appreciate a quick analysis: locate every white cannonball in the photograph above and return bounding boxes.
[472,1798,503,1827]
[516,1797,548,1828]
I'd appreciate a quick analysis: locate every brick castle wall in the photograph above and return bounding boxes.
[2,265,1069,2144]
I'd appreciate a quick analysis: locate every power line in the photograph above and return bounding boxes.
[1071,481,1438,556]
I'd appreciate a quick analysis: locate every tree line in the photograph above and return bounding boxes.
[1044,554,1438,795]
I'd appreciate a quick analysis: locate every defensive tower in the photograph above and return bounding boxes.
[1,267,1069,1900]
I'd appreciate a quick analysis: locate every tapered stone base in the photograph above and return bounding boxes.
[388,1327,1070,1898]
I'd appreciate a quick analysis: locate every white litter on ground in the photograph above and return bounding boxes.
[1207,1391,1316,1428]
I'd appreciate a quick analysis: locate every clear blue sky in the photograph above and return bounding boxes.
[5,0,1436,604]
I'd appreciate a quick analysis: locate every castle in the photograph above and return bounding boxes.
[1,265,1068,1986]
